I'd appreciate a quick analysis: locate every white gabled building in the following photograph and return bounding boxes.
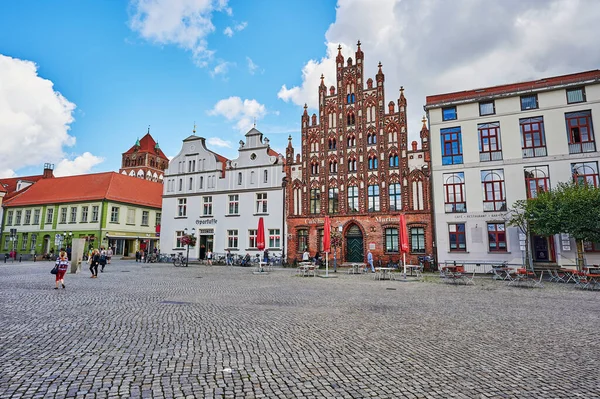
[425,70,600,269]
[160,128,286,261]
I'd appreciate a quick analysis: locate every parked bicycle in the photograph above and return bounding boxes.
[173,252,187,267]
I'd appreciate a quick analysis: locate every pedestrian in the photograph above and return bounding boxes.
[226,250,232,265]
[89,249,99,278]
[314,251,321,266]
[367,249,374,272]
[263,248,269,263]
[107,247,113,264]
[206,249,213,265]
[302,249,310,262]
[66,246,72,261]
[135,250,140,262]
[99,247,107,272]
[54,248,69,290]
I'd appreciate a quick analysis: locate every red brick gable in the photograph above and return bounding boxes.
[4,172,162,208]
[426,69,600,107]
[123,133,168,159]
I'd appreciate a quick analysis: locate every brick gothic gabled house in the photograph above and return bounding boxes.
[285,42,434,267]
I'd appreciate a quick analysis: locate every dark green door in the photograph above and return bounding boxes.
[346,225,364,262]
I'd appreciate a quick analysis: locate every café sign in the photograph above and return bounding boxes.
[195,218,218,225]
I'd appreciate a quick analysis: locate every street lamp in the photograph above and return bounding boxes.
[183,227,196,267]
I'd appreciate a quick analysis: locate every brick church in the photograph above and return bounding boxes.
[285,42,433,266]
[119,129,169,182]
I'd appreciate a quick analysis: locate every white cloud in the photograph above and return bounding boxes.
[278,0,600,140]
[223,26,233,37]
[207,137,232,147]
[0,54,82,175]
[223,21,247,37]
[0,169,16,179]
[210,60,233,77]
[129,0,232,67]
[247,56,259,75]
[53,152,104,177]
[208,96,267,133]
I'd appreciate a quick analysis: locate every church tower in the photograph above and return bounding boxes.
[119,128,169,182]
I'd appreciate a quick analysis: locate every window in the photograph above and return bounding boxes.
[520,94,538,110]
[125,208,134,224]
[264,170,268,183]
[269,229,281,248]
[565,111,595,154]
[297,229,308,252]
[566,87,585,104]
[250,171,255,184]
[59,208,66,224]
[178,179,182,191]
[347,135,356,147]
[238,173,242,185]
[328,138,337,150]
[227,230,238,248]
[572,161,599,187]
[442,106,457,121]
[348,185,359,212]
[316,229,324,252]
[24,210,31,225]
[520,117,546,157]
[177,198,187,217]
[488,223,507,252]
[175,231,185,248]
[248,229,257,248]
[388,183,401,211]
[524,166,550,199]
[410,227,425,253]
[228,194,239,215]
[21,233,28,251]
[385,228,399,253]
[30,233,37,251]
[6,210,13,225]
[256,193,268,213]
[70,207,77,223]
[15,210,22,225]
[347,112,356,125]
[443,173,466,213]
[583,241,600,252]
[310,189,320,214]
[155,212,161,227]
[4,235,10,250]
[91,206,99,223]
[368,155,378,170]
[449,224,466,252]
[311,161,319,175]
[110,207,120,223]
[33,209,40,225]
[481,170,506,211]
[368,185,380,212]
[203,196,213,216]
[46,208,53,224]
[389,153,399,167]
[440,127,463,165]
[328,188,339,214]
[142,211,149,226]
[199,176,203,189]
[479,101,495,116]
[347,157,357,172]
[478,122,502,161]
[81,206,88,223]
[367,132,377,145]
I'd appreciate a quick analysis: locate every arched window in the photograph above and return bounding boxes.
[368,156,378,170]
[329,160,338,173]
[328,138,337,150]
[347,135,356,147]
[367,132,377,145]
[347,112,356,126]
[347,157,357,172]
[389,154,399,167]
[264,170,268,183]
[311,161,319,175]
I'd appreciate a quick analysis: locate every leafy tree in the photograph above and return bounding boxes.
[505,200,533,271]
[527,182,600,269]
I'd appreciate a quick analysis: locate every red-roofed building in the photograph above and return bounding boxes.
[1,172,163,259]
[424,69,600,269]
[119,131,169,182]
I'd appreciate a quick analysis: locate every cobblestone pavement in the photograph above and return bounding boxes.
[0,260,599,399]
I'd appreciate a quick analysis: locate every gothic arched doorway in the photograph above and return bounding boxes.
[345,224,364,263]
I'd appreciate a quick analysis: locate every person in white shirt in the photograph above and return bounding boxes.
[302,250,310,262]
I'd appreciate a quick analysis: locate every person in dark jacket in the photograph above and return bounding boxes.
[89,249,100,278]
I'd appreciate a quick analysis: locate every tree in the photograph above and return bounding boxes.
[527,181,600,270]
[505,200,533,271]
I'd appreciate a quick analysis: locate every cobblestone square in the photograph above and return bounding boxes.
[1,260,598,398]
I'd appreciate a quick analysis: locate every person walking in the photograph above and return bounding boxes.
[367,249,375,273]
[302,249,310,262]
[89,249,99,278]
[226,250,232,265]
[99,247,107,272]
[263,248,269,264]
[206,249,213,266]
[107,247,113,264]
[54,248,69,289]
[135,250,140,262]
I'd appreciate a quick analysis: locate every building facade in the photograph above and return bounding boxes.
[285,42,433,266]
[119,131,169,182]
[161,128,285,260]
[1,172,162,258]
[425,70,600,268]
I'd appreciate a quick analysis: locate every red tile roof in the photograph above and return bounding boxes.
[0,174,45,194]
[425,69,600,107]
[4,172,163,208]
[123,133,168,159]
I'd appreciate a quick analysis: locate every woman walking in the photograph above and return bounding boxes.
[89,249,100,278]
[54,248,69,289]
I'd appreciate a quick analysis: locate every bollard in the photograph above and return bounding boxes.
[19,255,22,263]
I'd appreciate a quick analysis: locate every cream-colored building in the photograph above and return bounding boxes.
[425,70,600,269]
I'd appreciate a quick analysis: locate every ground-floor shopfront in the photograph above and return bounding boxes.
[286,213,434,267]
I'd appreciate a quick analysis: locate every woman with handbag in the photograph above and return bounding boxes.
[89,249,100,278]
[54,248,69,289]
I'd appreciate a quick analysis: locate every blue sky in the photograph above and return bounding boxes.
[2,0,599,178]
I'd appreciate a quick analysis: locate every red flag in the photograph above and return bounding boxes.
[399,214,409,253]
[256,217,266,251]
[323,216,331,253]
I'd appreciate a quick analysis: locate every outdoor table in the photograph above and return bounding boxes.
[348,263,365,274]
[560,269,577,283]
[256,261,268,273]
[406,265,421,277]
[375,267,393,280]
[297,262,314,277]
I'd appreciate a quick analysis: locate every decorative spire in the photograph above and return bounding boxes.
[336,44,344,64]
[193,122,196,135]
[378,62,383,73]
[422,115,427,127]
[357,40,361,48]
[135,137,140,147]
[400,86,405,96]
[253,117,256,128]
[147,125,150,134]
[155,141,160,149]
[303,103,308,116]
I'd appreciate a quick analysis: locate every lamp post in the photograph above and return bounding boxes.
[184,227,196,267]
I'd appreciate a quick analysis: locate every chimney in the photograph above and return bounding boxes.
[43,163,55,179]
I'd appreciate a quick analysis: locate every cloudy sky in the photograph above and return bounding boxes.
[1,0,599,178]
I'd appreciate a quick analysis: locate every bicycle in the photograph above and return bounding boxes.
[173,252,187,267]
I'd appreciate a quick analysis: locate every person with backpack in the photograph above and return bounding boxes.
[99,247,107,272]
[89,249,100,278]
